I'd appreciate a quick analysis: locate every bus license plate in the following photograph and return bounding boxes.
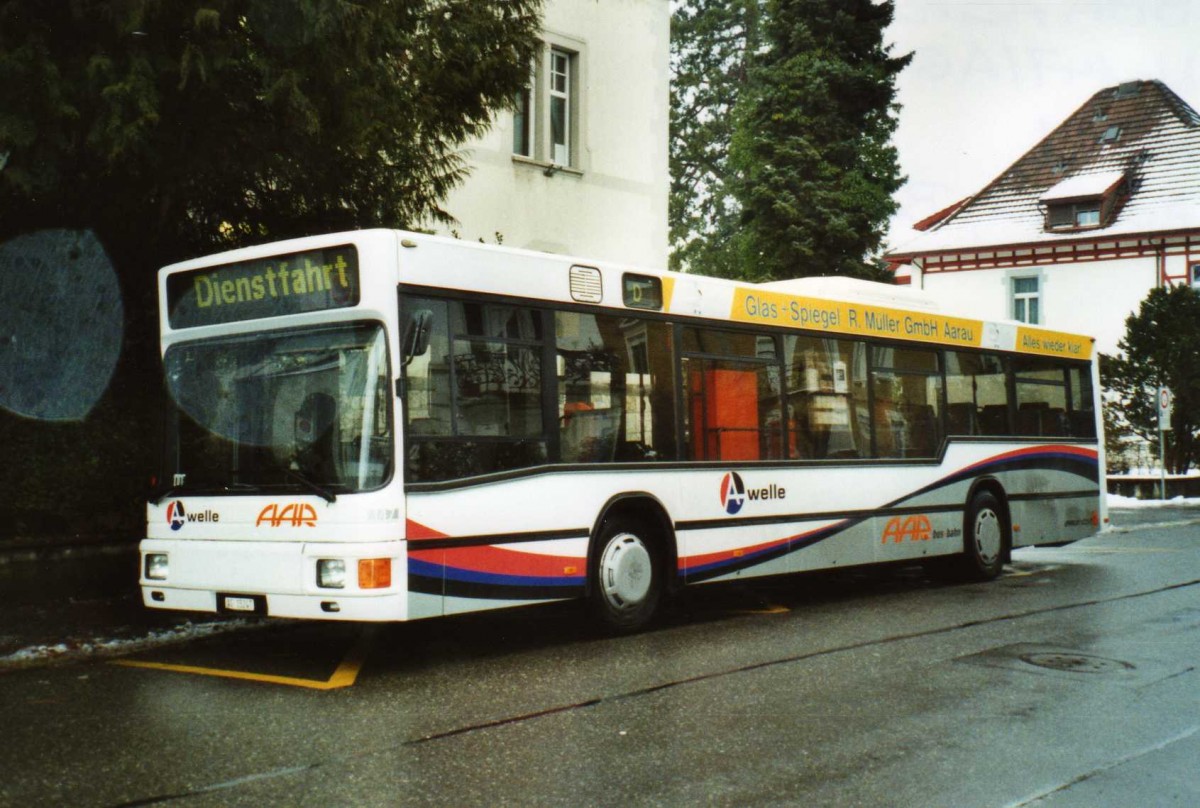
[219,594,264,614]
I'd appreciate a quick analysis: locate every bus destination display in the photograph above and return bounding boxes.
[167,246,360,328]
[623,273,663,310]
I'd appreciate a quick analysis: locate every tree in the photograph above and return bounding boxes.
[668,0,909,281]
[0,0,542,537]
[0,0,542,269]
[727,0,910,283]
[669,0,763,277]
[1100,284,1200,474]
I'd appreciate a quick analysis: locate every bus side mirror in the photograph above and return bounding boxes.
[402,309,433,366]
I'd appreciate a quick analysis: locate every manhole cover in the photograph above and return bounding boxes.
[1018,651,1135,674]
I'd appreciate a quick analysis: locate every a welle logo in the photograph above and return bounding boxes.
[165,501,220,531]
[719,472,786,515]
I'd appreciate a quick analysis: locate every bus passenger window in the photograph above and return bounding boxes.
[946,351,1009,436]
[682,327,783,462]
[1068,366,1097,438]
[870,346,942,459]
[555,312,676,462]
[784,336,868,460]
[401,297,549,482]
[1012,355,1069,437]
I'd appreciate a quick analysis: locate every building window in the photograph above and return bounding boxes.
[1046,200,1103,229]
[1191,262,1200,289]
[512,64,534,158]
[549,49,571,165]
[1012,276,1040,324]
[511,42,581,169]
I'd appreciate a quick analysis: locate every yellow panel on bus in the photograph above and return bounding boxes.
[1015,326,1094,360]
[728,288,984,350]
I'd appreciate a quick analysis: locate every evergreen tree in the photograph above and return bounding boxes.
[726,0,909,282]
[669,0,763,276]
[0,0,542,537]
[1101,284,1200,474]
[0,0,542,269]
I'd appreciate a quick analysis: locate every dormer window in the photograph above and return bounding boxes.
[1046,203,1100,228]
[1040,170,1127,232]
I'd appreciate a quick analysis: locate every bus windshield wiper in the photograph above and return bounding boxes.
[285,468,337,503]
[150,485,183,505]
[151,482,259,503]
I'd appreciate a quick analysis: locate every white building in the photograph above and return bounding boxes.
[425,0,670,270]
[887,80,1200,355]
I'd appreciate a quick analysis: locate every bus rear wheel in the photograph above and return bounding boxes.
[588,518,662,633]
[960,490,1007,581]
[927,490,1008,583]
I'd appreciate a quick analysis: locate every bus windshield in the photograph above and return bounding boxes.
[163,322,392,495]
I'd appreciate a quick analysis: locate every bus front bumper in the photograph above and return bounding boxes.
[138,538,408,622]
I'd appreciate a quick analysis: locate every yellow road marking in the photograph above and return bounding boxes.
[735,604,790,615]
[111,627,375,690]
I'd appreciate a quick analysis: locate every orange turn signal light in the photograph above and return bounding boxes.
[358,558,392,589]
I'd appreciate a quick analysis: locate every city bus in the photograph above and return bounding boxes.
[140,229,1105,630]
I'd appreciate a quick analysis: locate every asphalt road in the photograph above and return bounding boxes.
[1,517,1197,807]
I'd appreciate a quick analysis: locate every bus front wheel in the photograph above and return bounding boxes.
[588,518,662,632]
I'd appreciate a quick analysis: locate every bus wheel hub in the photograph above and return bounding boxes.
[600,534,652,609]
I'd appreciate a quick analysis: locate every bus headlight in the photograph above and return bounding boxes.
[145,553,169,581]
[317,559,346,589]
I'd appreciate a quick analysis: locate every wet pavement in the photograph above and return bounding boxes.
[0,541,251,668]
[0,502,1196,670]
[0,509,1197,806]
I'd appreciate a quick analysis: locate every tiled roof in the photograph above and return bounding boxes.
[889,80,1200,258]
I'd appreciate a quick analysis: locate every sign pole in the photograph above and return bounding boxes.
[1157,386,1173,501]
[1158,416,1166,501]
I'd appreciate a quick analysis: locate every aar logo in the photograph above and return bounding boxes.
[881,515,932,544]
[166,501,187,531]
[719,472,746,515]
[256,503,318,528]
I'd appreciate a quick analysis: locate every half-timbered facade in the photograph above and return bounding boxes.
[887,80,1200,354]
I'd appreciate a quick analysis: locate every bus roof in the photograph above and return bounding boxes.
[160,228,1095,360]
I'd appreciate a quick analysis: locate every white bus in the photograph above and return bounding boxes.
[141,229,1105,630]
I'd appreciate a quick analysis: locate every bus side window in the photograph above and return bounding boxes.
[1012,355,1069,437]
[946,351,1009,436]
[1068,365,1097,438]
[556,311,622,463]
[555,312,676,463]
[682,327,782,462]
[784,336,869,460]
[402,297,549,482]
[870,346,942,459]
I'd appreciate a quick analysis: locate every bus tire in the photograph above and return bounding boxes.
[587,517,662,633]
[959,490,1007,581]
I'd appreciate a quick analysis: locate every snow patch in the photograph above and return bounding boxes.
[0,619,260,671]
[1108,492,1200,509]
